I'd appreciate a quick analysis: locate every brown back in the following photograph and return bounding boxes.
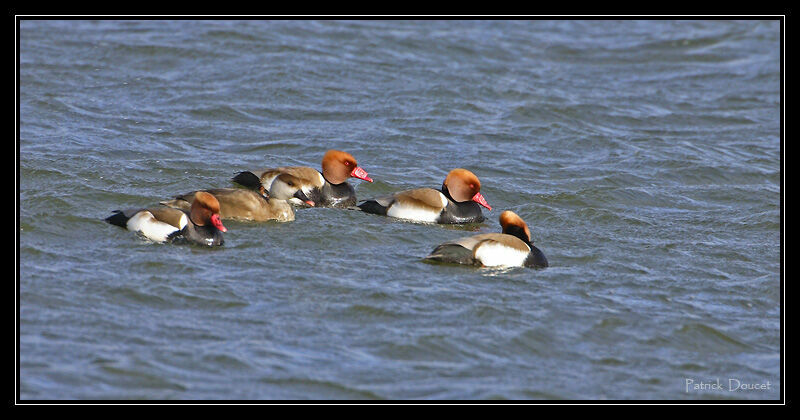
[257,166,325,189]
[146,207,188,229]
[393,188,447,211]
[452,233,531,253]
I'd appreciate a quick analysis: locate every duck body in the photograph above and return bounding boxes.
[106,191,226,246]
[424,210,548,268]
[357,187,485,224]
[425,233,548,268]
[357,169,490,224]
[233,167,357,208]
[232,150,372,208]
[161,188,295,222]
[161,174,314,222]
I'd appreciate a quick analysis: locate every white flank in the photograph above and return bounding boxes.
[126,211,181,243]
[387,202,440,223]
[438,192,448,208]
[473,242,530,267]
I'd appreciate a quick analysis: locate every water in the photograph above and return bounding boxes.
[18,20,781,400]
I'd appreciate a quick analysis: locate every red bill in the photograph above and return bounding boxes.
[471,192,491,210]
[210,213,227,232]
[350,166,373,182]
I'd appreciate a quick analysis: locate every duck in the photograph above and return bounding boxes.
[105,191,226,246]
[424,210,548,268]
[159,173,315,222]
[357,168,491,224]
[232,150,372,208]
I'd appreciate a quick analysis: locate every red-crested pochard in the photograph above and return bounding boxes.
[424,210,548,268]
[357,168,491,224]
[232,150,372,208]
[160,173,315,222]
[105,191,226,246]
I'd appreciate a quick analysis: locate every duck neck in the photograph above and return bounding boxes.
[503,225,533,248]
[441,185,455,202]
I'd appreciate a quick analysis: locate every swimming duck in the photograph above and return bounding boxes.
[232,150,372,208]
[160,173,314,222]
[424,210,548,268]
[105,191,226,246]
[357,168,490,224]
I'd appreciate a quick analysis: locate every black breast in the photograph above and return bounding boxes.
[524,246,548,268]
[321,181,357,208]
[181,223,224,247]
[436,200,486,224]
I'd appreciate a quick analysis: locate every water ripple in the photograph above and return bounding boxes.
[19,19,781,400]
